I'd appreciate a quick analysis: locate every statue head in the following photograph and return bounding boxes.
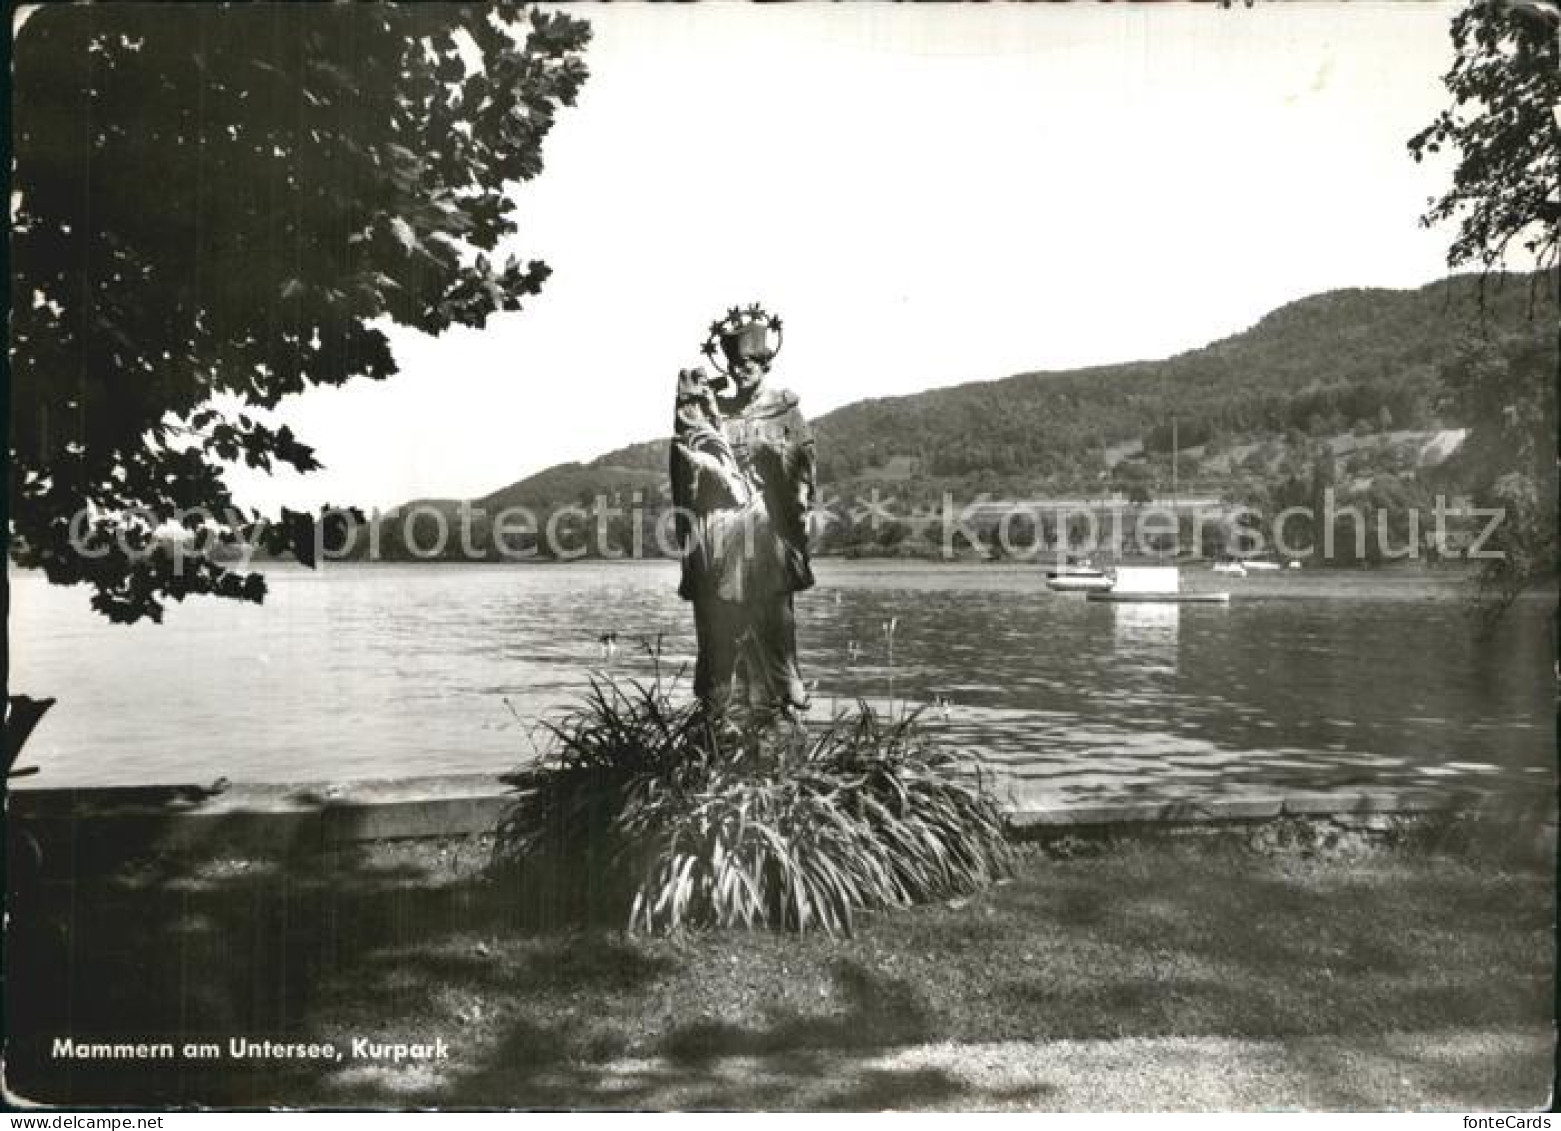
[701,304,784,404]
[718,321,774,373]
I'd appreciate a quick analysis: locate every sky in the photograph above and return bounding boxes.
[227,2,1468,515]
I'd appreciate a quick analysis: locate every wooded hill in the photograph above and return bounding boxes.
[378,271,1553,559]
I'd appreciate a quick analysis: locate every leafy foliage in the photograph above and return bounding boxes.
[10,4,591,622]
[1440,327,1558,608]
[1409,1,1559,611]
[495,670,1013,935]
[1409,0,1560,278]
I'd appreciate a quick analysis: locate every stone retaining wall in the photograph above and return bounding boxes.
[8,773,1553,876]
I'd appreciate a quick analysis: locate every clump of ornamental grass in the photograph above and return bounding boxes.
[494,667,1013,935]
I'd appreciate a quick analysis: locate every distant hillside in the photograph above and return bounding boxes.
[441,271,1552,517]
[476,462,664,515]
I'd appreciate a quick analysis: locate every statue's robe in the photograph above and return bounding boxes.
[670,382,816,711]
[672,385,815,604]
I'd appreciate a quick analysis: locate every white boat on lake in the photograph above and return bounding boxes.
[1043,554,1113,593]
[1046,573,1116,593]
[1086,565,1230,604]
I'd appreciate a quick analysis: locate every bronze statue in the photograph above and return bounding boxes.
[670,305,815,716]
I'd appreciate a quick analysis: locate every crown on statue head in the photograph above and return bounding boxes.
[700,303,784,377]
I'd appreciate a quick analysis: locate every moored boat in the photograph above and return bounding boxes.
[1046,573,1116,593]
[1084,564,1229,604]
[1044,555,1105,580]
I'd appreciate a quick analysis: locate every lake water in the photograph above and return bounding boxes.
[8,561,1555,793]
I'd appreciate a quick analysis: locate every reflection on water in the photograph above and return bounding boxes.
[1109,603,1180,663]
[8,561,1554,794]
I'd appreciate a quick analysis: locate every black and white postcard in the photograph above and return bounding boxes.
[6,1,1556,1112]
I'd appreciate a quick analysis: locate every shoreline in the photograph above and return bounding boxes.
[10,769,1552,871]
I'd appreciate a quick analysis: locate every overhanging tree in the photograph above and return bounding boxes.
[10,3,590,623]
[1408,0,1559,607]
[1409,0,1559,280]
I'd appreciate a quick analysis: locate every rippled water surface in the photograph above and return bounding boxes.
[9,561,1554,791]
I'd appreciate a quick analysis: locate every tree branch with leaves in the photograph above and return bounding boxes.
[9,3,591,623]
[1409,0,1560,280]
[1409,0,1559,614]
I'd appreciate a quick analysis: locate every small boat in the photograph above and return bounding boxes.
[1243,559,1282,572]
[1212,560,1247,577]
[1046,573,1115,593]
[1044,556,1105,580]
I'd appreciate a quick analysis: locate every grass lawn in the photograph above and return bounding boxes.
[7,818,1553,1110]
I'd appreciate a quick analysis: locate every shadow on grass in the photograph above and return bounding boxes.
[4,785,644,1107]
[422,958,1020,1111]
[661,959,930,1064]
[5,820,1000,1110]
[5,806,1552,1109]
[982,849,1553,1044]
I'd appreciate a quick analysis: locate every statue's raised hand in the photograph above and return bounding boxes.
[672,366,751,511]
